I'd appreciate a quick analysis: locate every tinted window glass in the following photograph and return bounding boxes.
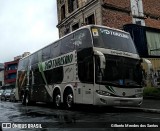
[18,58,29,71]
[78,55,94,83]
[44,67,63,84]
[32,64,45,85]
[42,45,51,61]
[23,58,29,70]
[74,29,92,51]
[95,55,142,87]
[18,61,23,70]
[50,42,61,58]
[38,50,42,62]
[61,34,74,54]
[92,27,137,54]
[31,53,38,65]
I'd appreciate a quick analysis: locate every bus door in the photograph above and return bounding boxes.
[29,65,40,101]
[31,65,46,102]
[79,56,94,104]
[82,83,94,104]
[28,69,36,101]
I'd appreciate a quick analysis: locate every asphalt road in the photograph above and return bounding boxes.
[0,100,160,131]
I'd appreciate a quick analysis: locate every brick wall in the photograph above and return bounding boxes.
[102,0,131,9]
[143,0,160,28]
[101,0,160,29]
[145,18,160,29]
[102,8,132,29]
[102,0,132,29]
[143,0,160,17]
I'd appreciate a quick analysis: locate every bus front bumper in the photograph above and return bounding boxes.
[94,94,143,107]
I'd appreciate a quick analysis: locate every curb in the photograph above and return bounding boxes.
[141,108,160,113]
[116,107,160,114]
[144,96,160,100]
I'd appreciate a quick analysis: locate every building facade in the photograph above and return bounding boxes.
[57,0,160,37]
[4,59,19,87]
[3,52,30,88]
[0,63,4,87]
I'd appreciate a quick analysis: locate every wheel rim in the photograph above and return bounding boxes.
[67,94,73,108]
[55,94,61,107]
[26,95,28,104]
[22,95,24,104]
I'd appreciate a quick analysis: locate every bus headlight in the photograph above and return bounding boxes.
[96,90,111,96]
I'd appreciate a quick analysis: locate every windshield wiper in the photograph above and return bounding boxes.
[97,80,119,86]
[97,80,141,87]
[125,80,140,86]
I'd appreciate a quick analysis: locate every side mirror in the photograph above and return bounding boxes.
[94,50,106,81]
[94,50,106,74]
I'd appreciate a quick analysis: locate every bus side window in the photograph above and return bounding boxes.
[61,34,74,55]
[78,56,94,83]
[31,53,38,65]
[34,66,45,85]
[18,61,23,70]
[44,67,63,84]
[74,29,92,51]
[18,58,29,71]
[23,58,29,71]
[50,42,61,58]
[37,50,42,62]
[42,45,51,61]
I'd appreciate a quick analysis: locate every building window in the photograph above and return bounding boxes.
[72,23,79,31]
[68,0,78,13]
[8,73,16,79]
[85,14,95,25]
[136,21,142,25]
[61,5,66,20]
[64,25,70,35]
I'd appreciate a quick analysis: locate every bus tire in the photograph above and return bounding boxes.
[64,89,74,109]
[21,94,26,105]
[22,92,30,106]
[53,90,61,108]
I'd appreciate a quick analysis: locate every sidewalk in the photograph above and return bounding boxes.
[141,98,160,110]
[118,98,160,114]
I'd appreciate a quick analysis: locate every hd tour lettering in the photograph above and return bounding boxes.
[43,53,73,71]
[100,29,129,39]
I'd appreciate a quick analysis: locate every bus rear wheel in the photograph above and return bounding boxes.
[64,90,74,109]
[53,90,61,108]
[22,93,33,105]
[22,93,28,105]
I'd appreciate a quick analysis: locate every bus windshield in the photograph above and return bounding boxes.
[92,27,137,54]
[96,55,143,87]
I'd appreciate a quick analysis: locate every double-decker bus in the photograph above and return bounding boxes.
[15,25,143,108]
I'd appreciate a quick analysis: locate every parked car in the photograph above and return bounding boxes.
[1,89,12,101]
[0,89,4,100]
[10,88,16,102]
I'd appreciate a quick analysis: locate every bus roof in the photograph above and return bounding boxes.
[19,25,129,61]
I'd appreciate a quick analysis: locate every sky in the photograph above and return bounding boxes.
[0,0,59,63]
